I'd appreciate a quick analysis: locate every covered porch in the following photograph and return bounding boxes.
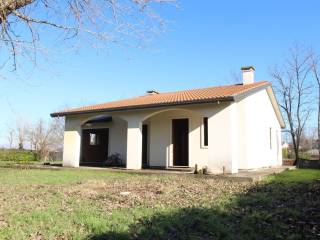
[61,102,240,173]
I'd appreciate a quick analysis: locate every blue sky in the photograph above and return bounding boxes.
[1,0,320,146]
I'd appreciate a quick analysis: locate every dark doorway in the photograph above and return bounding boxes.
[81,128,109,166]
[172,119,189,166]
[142,124,149,168]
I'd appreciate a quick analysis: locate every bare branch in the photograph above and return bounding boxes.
[270,46,313,162]
[0,0,176,72]
[310,49,320,159]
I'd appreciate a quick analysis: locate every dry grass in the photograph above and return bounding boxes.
[67,176,251,211]
[0,168,319,239]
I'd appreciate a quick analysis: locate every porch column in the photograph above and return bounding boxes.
[63,118,81,167]
[126,118,143,169]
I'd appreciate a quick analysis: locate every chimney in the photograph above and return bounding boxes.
[146,90,159,95]
[241,66,255,85]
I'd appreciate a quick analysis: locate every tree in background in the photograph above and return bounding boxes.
[271,46,313,163]
[49,117,64,151]
[5,117,64,161]
[27,117,64,161]
[5,120,28,150]
[6,125,14,149]
[310,51,320,159]
[0,0,175,72]
[16,122,27,150]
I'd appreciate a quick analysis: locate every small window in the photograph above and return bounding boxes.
[203,117,208,147]
[89,133,99,145]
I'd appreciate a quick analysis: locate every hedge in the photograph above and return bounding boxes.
[0,149,39,163]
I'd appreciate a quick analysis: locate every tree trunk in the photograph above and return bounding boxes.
[293,141,299,166]
[289,129,299,165]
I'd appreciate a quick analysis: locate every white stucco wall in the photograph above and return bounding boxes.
[146,108,209,168]
[124,116,143,169]
[63,117,82,167]
[63,115,128,166]
[206,102,239,173]
[237,89,282,169]
[109,118,128,163]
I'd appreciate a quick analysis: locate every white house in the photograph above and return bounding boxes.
[51,67,285,174]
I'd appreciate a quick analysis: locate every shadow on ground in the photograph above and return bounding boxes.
[88,176,320,240]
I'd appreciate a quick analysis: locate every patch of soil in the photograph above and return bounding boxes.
[67,176,252,211]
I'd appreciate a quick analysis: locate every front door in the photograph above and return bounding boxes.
[81,128,109,166]
[172,119,189,166]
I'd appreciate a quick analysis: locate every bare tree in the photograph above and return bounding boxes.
[299,128,313,151]
[26,123,37,150]
[271,46,313,163]
[48,116,64,152]
[6,125,15,149]
[27,118,64,161]
[16,122,26,150]
[310,51,320,159]
[0,0,176,71]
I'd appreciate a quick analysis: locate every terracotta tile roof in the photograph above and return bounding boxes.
[51,81,270,117]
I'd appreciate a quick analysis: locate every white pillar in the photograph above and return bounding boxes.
[62,118,81,167]
[229,103,239,173]
[126,118,143,170]
[208,103,239,174]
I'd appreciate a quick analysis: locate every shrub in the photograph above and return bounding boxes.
[103,153,123,167]
[0,149,38,164]
[298,151,313,160]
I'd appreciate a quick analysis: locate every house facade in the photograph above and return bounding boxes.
[51,67,285,174]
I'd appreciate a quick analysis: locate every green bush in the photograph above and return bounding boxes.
[298,151,313,160]
[282,148,315,160]
[0,149,39,164]
[282,148,293,159]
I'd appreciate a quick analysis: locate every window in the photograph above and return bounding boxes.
[203,117,208,147]
[89,133,100,145]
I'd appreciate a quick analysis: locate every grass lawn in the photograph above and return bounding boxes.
[0,168,319,240]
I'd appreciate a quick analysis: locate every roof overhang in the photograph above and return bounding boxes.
[50,96,234,117]
[51,82,284,129]
[266,86,286,129]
